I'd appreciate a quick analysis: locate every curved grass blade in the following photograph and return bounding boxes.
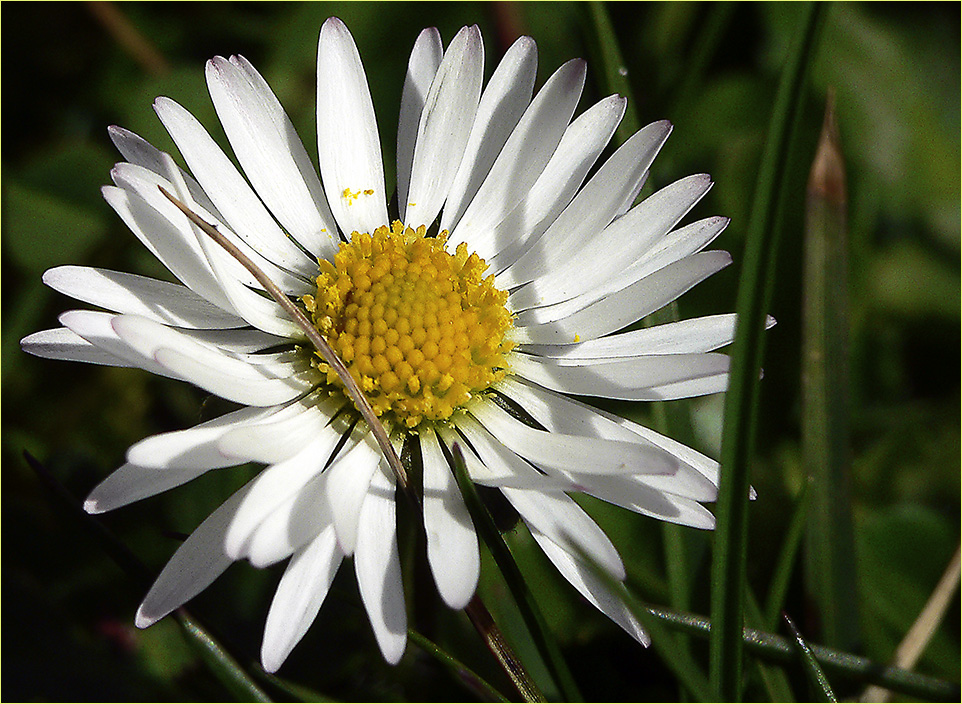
[586,0,641,142]
[764,481,812,631]
[450,446,581,702]
[409,629,510,703]
[745,593,795,702]
[257,670,338,703]
[23,451,273,702]
[709,3,826,699]
[783,612,837,702]
[178,612,272,702]
[802,89,860,652]
[646,606,960,701]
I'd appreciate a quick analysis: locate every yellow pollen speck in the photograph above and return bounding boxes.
[303,221,514,428]
[363,189,374,196]
[573,334,581,343]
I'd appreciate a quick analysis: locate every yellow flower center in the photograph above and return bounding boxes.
[302,221,514,429]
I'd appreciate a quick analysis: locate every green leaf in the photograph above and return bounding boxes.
[709,3,825,699]
[585,1,640,143]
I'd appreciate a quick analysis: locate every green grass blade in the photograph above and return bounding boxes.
[671,1,737,110]
[765,482,812,631]
[802,89,861,652]
[409,629,510,703]
[646,606,960,701]
[178,613,272,702]
[450,446,581,702]
[745,593,796,702]
[783,612,838,702]
[586,1,641,142]
[709,2,826,699]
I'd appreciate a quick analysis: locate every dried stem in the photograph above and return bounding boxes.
[160,186,539,701]
[159,186,410,493]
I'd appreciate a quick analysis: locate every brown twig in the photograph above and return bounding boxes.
[86,1,170,76]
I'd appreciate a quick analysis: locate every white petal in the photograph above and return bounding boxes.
[504,486,625,579]
[531,529,649,646]
[324,432,383,555]
[103,184,236,315]
[181,327,290,354]
[508,175,715,309]
[135,480,253,628]
[138,155,309,339]
[421,427,479,609]
[111,314,315,406]
[470,401,676,476]
[153,96,317,276]
[244,474,333,569]
[43,266,245,329]
[486,95,626,274]
[85,462,214,514]
[112,160,310,298]
[404,25,483,228]
[447,59,586,257]
[499,120,673,290]
[225,433,339,559]
[509,351,730,401]
[396,28,444,216]
[565,473,716,529]
[437,424,572,490]
[21,327,134,368]
[218,396,343,464]
[519,313,767,360]
[206,55,340,260]
[108,125,224,222]
[494,376,719,502]
[513,251,733,344]
[127,405,279,470]
[261,526,342,672]
[316,17,388,236]
[59,310,175,379]
[156,346,316,407]
[439,35,537,233]
[355,466,406,664]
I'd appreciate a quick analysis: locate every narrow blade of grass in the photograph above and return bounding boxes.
[745,592,796,702]
[409,629,510,703]
[586,0,641,142]
[764,481,812,631]
[783,612,838,702]
[802,89,861,652]
[178,613,272,702]
[709,2,825,699]
[646,606,960,701]
[450,446,581,702]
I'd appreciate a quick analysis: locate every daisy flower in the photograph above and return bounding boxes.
[22,17,741,671]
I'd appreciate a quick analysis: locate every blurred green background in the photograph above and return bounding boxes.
[3,1,958,700]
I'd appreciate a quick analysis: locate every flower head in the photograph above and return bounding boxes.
[23,17,737,671]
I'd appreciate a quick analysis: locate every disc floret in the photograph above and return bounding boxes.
[303,221,514,428]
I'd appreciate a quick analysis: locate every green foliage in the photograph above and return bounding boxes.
[3,1,958,700]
